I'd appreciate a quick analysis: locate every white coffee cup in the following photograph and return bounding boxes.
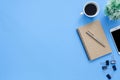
[80,1,99,17]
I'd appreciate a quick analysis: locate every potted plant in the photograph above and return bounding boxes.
[105,0,120,20]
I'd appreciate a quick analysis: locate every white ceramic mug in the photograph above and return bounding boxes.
[80,1,99,17]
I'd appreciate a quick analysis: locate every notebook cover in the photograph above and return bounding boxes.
[77,20,112,60]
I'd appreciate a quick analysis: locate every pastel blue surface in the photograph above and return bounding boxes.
[0,0,120,80]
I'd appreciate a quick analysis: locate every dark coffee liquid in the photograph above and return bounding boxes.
[85,3,97,16]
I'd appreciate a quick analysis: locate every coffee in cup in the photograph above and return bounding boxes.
[80,1,99,17]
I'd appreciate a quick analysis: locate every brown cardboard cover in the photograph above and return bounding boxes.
[77,20,112,60]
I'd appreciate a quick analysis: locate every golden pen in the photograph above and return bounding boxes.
[86,31,105,47]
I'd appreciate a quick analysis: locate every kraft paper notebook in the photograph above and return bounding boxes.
[77,20,112,60]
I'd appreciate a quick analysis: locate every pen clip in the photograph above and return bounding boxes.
[87,31,94,36]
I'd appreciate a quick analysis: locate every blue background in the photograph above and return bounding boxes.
[0,0,120,80]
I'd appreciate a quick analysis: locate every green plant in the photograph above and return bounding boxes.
[105,0,120,20]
